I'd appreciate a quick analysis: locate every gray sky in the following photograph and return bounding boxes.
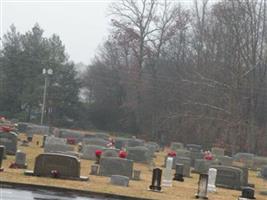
[1,0,201,66]
[2,0,113,65]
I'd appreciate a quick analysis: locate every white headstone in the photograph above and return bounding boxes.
[162,157,173,187]
[208,168,217,192]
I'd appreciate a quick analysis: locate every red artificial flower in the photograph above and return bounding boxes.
[95,149,103,157]
[119,150,127,158]
[0,126,12,132]
[168,151,176,157]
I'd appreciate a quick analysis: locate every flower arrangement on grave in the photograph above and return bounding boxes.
[51,170,60,178]
[95,149,103,164]
[9,162,19,169]
[119,150,127,159]
[167,151,176,157]
[204,151,213,160]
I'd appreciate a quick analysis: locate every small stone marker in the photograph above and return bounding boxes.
[149,168,162,192]
[0,145,5,171]
[110,175,129,187]
[133,170,141,180]
[90,164,99,175]
[15,150,27,169]
[162,157,173,187]
[261,165,267,179]
[41,135,47,148]
[208,168,217,192]
[173,164,184,182]
[239,187,256,199]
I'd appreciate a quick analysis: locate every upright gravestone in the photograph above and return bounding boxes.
[44,143,74,153]
[170,142,184,151]
[162,157,173,187]
[0,145,5,171]
[193,159,210,174]
[99,157,133,179]
[149,168,162,192]
[0,131,17,155]
[211,165,244,190]
[234,153,254,169]
[82,138,109,147]
[176,156,191,177]
[81,145,105,160]
[25,153,88,181]
[211,147,225,157]
[15,150,27,169]
[114,137,129,150]
[102,149,119,158]
[127,146,151,163]
[208,168,217,192]
[173,164,184,182]
[217,156,233,166]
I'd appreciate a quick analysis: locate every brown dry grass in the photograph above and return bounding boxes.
[1,134,267,200]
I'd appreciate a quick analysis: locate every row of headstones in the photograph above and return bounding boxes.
[41,135,156,164]
[164,155,253,190]
[171,142,267,170]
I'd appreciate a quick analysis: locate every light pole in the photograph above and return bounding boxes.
[40,68,53,125]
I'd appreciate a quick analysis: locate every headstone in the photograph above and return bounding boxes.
[110,175,129,187]
[254,156,267,170]
[146,142,160,152]
[41,135,47,148]
[29,153,88,181]
[81,145,105,160]
[190,151,204,167]
[83,138,109,147]
[90,164,99,175]
[127,146,151,163]
[193,159,211,174]
[0,145,5,171]
[44,143,74,153]
[133,170,141,180]
[195,173,209,199]
[15,150,27,168]
[208,168,217,192]
[162,157,173,187]
[211,165,244,190]
[234,153,254,168]
[175,156,191,177]
[211,147,225,157]
[127,138,145,147]
[217,156,233,166]
[173,164,184,182]
[45,136,66,145]
[186,144,202,152]
[0,131,17,155]
[102,149,119,158]
[261,165,267,179]
[99,157,133,179]
[149,168,162,192]
[239,187,256,199]
[175,149,191,158]
[170,142,184,151]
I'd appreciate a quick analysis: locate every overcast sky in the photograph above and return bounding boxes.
[1,0,203,66]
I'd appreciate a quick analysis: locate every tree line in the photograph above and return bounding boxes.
[1,0,267,155]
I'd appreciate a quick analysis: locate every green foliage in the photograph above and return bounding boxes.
[0,24,81,127]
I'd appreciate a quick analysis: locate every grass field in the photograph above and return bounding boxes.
[1,133,267,200]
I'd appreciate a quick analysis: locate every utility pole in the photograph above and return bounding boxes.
[40,68,53,125]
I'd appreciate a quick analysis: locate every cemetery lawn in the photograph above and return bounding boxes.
[1,134,267,200]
